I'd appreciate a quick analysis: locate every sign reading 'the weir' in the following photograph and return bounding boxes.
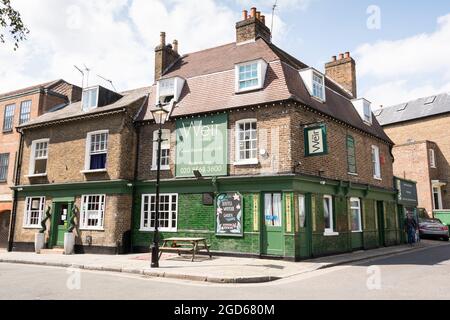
[304,124,328,157]
[176,114,228,178]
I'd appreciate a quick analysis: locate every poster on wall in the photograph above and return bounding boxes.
[216,193,243,237]
[304,124,328,157]
[175,114,228,178]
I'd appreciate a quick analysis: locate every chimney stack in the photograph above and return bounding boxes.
[236,7,271,44]
[325,51,357,98]
[154,32,180,82]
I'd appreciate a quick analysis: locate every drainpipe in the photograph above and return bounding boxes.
[8,128,24,252]
[129,123,141,253]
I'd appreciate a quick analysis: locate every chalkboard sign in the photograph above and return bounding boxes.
[216,193,243,237]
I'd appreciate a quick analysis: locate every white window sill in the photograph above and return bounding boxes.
[23,226,41,229]
[151,166,170,171]
[79,228,105,232]
[373,176,382,181]
[139,228,178,233]
[25,173,47,178]
[311,95,326,103]
[81,169,107,174]
[236,85,263,94]
[234,159,259,166]
[323,231,339,237]
[348,172,358,176]
[352,230,363,233]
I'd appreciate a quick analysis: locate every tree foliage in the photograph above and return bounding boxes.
[0,0,29,50]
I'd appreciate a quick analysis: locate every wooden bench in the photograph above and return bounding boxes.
[159,238,212,262]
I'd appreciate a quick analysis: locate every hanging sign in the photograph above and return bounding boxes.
[304,124,328,157]
[216,193,243,237]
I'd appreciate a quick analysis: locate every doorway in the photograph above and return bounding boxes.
[50,202,73,248]
[261,193,284,256]
[377,201,385,247]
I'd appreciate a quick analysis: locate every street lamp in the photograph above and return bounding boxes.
[150,102,169,268]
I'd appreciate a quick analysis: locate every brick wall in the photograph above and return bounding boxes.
[384,114,450,212]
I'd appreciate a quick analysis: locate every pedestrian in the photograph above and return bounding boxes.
[404,213,417,246]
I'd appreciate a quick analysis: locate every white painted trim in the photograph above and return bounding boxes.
[432,185,443,210]
[81,169,108,174]
[25,173,48,178]
[84,130,109,171]
[80,194,106,230]
[371,145,381,179]
[323,231,340,237]
[235,59,267,93]
[140,193,178,232]
[323,195,334,234]
[350,197,363,232]
[29,139,49,176]
[23,196,45,228]
[235,118,258,164]
[81,86,100,111]
[151,129,171,171]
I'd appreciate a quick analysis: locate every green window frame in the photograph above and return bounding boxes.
[347,135,357,174]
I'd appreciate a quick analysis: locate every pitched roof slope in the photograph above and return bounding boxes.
[376,93,450,126]
[0,79,65,100]
[140,38,391,143]
[19,86,150,129]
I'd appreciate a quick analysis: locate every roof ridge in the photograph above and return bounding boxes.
[179,41,236,57]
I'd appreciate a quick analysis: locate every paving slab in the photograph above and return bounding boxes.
[0,240,442,284]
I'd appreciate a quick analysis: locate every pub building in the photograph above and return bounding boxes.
[9,8,404,258]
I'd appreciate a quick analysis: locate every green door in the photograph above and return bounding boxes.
[377,201,385,247]
[51,202,71,247]
[262,193,284,256]
[298,194,312,258]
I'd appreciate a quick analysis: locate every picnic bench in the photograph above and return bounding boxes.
[158,237,212,262]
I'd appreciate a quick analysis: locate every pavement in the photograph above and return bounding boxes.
[0,241,443,284]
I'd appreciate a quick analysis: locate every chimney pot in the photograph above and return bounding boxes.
[250,7,257,18]
[243,10,248,20]
[332,55,337,62]
[173,40,178,53]
[345,52,350,58]
[160,32,166,46]
[261,15,266,24]
[256,11,261,20]
[338,53,344,60]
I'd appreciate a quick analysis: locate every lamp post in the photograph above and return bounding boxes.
[150,102,169,268]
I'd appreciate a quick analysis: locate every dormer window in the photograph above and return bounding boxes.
[82,87,99,111]
[312,72,325,100]
[235,59,268,93]
[156,77,185,105]
[352,98,373,125]
[299,68,326,102]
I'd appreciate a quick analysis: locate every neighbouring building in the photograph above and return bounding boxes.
[376,93,450,220]
[131,7,401,259]
[9,85,149,254]
[10,7,402,259]
[0,80,81,249]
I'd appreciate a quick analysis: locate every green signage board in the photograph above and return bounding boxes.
[304,124,328,157]
[176,114,228,177]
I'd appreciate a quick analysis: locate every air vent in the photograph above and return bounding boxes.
[396,103,408,112]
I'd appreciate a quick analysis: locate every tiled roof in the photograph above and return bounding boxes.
[139,38,391,143]
[0,79,64,100]
[19,86,151,129]
[376,93,450,126]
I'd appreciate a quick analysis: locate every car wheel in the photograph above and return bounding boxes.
[443,237,449,242]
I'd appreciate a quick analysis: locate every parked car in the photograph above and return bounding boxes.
[419,218,449,241]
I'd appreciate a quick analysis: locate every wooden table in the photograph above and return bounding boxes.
[159,237,212,262]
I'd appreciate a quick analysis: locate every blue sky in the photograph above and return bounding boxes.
[1,0,449,108]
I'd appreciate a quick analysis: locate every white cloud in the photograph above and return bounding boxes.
[0,0,288,94]
[355,13,450,107]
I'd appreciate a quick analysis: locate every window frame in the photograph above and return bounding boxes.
[264,193,283,227]
[298,194,306,229]
[83,130,109,172]
[0,153,9,182]
[235,119,258,165]
[23,196,45,229]
[346,135,357,175]
[151,129,171,171]
[80,194,106,230]
[312,71,325,101]
[323,195,338,236]
[235,59,267,93]
[371,145,382,180]
[429,149,436,168]
[81,86,100,111]
[350,197,363,233]
[28,139,49,177]
[19,100,32,125]
[140,193,179,232]
[432,186,443,210]
[363,103,372,124]
[3,103,15,132]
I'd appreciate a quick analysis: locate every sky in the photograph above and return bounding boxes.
[1,0,450,108]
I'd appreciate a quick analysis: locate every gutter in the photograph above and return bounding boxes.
[8,128,24,252]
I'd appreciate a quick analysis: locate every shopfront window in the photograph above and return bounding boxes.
[264,193,282,227]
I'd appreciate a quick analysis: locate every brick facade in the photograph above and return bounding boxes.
[383,113,450,214]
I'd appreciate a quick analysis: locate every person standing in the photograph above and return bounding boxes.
[404,213,418,246]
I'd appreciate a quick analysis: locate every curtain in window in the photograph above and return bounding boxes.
[90,153,107,170]
[264,194,273,226]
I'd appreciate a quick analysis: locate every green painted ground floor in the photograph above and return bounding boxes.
[10,175,405,259]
